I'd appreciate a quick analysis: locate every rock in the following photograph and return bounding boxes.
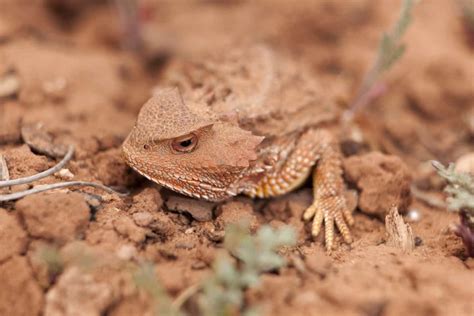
[3,145,49,179]
[94,148,139,187]
[132,211,154,227]
[216,201,259,231]
[0,70,20,98]
[344,152,412,218]
[113,215,147,243]
[0,208,27,262]
[21,122,68,158]
[16,192,90,244]
[44,267,116,316]
[0,256,44,316]
[116,244,137,261]
[149,211,178,238]
[166,195,215,222]
[129,187,163,214]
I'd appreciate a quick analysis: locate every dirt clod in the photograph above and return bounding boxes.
[344,152,412,218]
[216,201,259,231]
[3,145,49,179]
[113,214,147,243]
[166,195,215,222]
[16,192,90,244]
[0,208,27,262]
[21,122,68,158]
[0,256,44,316]
[44,267,116,316]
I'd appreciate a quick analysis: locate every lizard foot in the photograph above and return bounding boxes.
[303,194,354,251]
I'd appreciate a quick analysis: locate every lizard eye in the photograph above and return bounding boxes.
[171,133,198,153]
[143,144,151,150]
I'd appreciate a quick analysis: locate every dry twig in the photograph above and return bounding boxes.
[0,154,9,181]
[385,206,415,252]
[0,145,127,202]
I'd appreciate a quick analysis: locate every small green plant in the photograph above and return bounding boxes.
[432,161,474,257]
[349,0,419,115]
[134,263,183,316]
[198,223,296,316]
[37,245,64,279]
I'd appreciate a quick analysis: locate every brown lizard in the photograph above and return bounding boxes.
[122,46,354,251]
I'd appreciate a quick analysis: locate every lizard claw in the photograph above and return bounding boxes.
[303,195,354,251]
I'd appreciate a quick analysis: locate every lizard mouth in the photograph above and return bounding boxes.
[122,150,232,202]
[134,166,232,201]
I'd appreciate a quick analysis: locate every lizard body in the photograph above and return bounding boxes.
[123,46,354,250]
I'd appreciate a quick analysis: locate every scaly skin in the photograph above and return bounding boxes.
[243,128,354,250]
[122,46,354,251]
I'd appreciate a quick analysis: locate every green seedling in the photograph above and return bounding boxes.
[198,223,296,316]
[432,161,474,257]
[349,0,419,116]
[37,245,64,280]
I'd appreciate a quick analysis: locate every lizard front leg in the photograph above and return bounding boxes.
[303,129,354,251]
[244,129,354,251]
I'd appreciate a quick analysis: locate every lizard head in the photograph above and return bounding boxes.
[122,88,264,201]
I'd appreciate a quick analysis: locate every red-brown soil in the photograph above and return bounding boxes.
[0,1,473,315]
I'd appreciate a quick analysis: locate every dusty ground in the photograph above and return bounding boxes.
[0,1,473,315]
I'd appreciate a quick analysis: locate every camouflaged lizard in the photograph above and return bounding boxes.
[122,46,354,250]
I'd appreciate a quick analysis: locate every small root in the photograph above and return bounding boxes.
[0,145,74,188]
[0,144,128,202]
[0,181,128,202]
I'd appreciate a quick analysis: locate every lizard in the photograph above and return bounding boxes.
[122,46,354,251]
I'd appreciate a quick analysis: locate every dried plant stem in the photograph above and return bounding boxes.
[0,181,127,202]
[0,145,74,188]
[113,0,143,52]
[347,0,418,117]
[0,154,9,181]
[0,144,127,202]
[385,206,415,252]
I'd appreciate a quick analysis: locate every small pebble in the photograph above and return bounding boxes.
[175,241,195,250]
[132,211,154,227]
[57,168,74,180]
[191,260,207,270]
[406,209,421,222]
[206,229,225,242]
[185,227,195,234]
[414,236,423,246]
[116,244,137,260]
[0,71,20,98]
[42,77,67,100]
